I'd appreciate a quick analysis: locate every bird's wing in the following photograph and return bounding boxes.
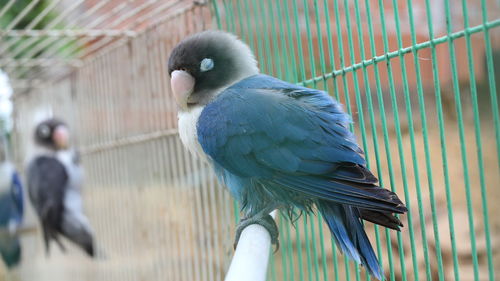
[0,194,12,226]
[197,75,405,213]
[0,172,24,227]
[10,172,23,219]
[27,156,67,228]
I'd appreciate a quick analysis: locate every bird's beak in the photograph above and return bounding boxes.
[171,70,195,109]
[53,125,69,149]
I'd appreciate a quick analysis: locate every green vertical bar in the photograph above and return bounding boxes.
[227,1,236,32]
[291,218,303,281]
[281,0,298,82]
[422,0,461,278]
[404,0,446,280]
[291,0,306,82]
[211,0,222,30]
[242,0,259,67]
[301,0,317,84]
[250,0,268,74]
[343,255,352,281]
[235,0,247,42]
[275,0,290,81]
[221,0,234,32]
[479,1,498,280]
[444,0,480,280]
[375,0,415,280]
[313,0,327,83]
[322,0,341,102]
[331,238,340,281]
[332,0,354,134]
[264,0,280,78]
[279,216,290,281]
[389,0,435,280]
[341,0,369,172]
[480,0,500,172]
[309,216,321,281]
[303,218,314,281]
[268,248,277,281]
[460,1,495,280]
[317,213,329,281]
[256,0,274,75]
[232,200,240,223]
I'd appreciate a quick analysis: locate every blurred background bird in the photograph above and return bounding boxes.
[0,136,24,268]
[168,30,407,280]
[27,118,95,257]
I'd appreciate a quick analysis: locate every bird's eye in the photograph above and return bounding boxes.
[200,58,214,72]
[39,125,50,138]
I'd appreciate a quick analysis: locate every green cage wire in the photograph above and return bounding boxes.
[211,0,500,280]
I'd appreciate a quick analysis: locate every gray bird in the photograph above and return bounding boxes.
[27,118,94,257]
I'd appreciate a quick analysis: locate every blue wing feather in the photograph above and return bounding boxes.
[197,74,405,280]
[197,74,400,210]
[0,168,23,268]
[0,169,23,226]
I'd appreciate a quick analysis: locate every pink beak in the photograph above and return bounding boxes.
[170,70,195,109]
[53,126,69,149]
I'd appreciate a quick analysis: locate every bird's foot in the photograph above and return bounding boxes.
[233,214,280,252]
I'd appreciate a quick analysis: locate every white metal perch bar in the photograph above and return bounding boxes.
[224,211,277,281]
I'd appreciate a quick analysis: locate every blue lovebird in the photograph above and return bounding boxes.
[0,161,24,268]
[168,30,407,280]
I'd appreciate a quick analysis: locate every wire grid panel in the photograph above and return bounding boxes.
[8,0,500,281]
[217,0,499,281]
[0,0,195,89]
[12,4,237,281]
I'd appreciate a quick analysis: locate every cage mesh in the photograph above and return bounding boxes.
[2,0,499,280]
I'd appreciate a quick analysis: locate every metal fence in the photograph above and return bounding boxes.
[3,0,500,280]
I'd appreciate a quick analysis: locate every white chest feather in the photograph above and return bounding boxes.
[56,150,82,190]
[0,162,14,193]
[178,106,209,162]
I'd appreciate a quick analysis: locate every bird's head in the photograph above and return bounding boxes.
[34,118,70,151]
[168,30,259,110]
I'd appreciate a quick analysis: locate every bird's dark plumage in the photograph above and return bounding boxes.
[27,119,94,257]
[28,156,67,253]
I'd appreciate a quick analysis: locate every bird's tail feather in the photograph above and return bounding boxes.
[318,200,383,280]
[0,237,21,268]
[41,203,65,256]
[62,225,95,257]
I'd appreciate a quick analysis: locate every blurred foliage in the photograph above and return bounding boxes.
[0,0,59,29]
[0,0,80,62]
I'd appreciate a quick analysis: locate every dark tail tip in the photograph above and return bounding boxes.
[79,236,95,258]
[1,239,22,268]
[84,243,95,257]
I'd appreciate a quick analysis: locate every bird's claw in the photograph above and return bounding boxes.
[233,214,280,252]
